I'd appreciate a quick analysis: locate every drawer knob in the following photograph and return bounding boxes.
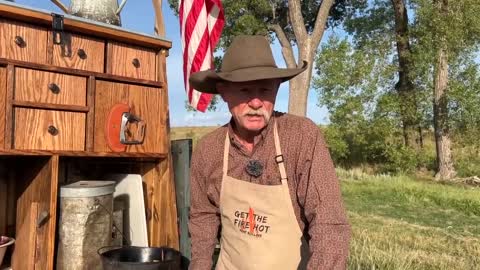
[132,58,141,68]
[48,83,61,94]
[48,125,59,136]
[14,36,26,48]
[77,49,87,59]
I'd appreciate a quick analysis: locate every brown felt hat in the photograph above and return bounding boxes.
[189,35,307,94]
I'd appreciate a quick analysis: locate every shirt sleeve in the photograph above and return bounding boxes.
[297,125,351,270]
[188,146,220,270]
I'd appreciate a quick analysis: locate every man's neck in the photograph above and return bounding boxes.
[233,128,259,153]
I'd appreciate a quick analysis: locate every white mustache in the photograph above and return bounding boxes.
[243,109,271,121]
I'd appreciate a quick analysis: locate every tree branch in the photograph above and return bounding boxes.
[269,24,297,68]
[152,0,166,37]
[288,0,307,44]
[50,0,69,13]
[311,0,335,47]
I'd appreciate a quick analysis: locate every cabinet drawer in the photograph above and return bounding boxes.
[0,19,47,64]
[106,42,156,81]
[15,68,87,106]
[94,80,165,153]
[52,33,105,72]
[14,108,85,151]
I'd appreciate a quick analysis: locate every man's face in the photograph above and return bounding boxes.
[217,79,281,134]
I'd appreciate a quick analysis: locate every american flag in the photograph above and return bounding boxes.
[179,0,224,112]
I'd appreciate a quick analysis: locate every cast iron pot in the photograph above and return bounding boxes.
[98,246,181,270]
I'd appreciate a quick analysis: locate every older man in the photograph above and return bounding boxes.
[188,35,350,270]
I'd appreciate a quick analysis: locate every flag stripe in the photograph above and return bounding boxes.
[180,0,224,112]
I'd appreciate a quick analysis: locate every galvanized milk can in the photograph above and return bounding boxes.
[57,181,116,270]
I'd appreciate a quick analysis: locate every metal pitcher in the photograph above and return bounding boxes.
[52,0,128,26]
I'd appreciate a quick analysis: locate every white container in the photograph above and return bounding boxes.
[0,237,15,267]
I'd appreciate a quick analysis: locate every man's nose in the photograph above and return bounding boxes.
[248,97,263,109]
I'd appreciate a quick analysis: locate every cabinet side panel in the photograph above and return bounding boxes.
[12,156,59,270]
[0,67,6,149]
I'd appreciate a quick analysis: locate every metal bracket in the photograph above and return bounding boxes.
[51,13,65,45]
[37,211,50,228]
[120,112,146,145]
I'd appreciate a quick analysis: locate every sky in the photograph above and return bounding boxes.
[13,0,330,127]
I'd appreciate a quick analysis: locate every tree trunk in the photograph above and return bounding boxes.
[284,0,334,117]
[434,46,456,180]
[391,0,423,149]
[288,42,314,116]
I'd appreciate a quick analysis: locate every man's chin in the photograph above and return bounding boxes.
[243,123,266,132]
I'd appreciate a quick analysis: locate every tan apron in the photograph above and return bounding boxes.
[216,122,308,270]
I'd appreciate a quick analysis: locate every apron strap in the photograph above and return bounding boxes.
[273,122,288,182]
[223,121,287,182]
[223,133,230,178]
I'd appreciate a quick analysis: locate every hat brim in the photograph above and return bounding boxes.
[189,61,308,94]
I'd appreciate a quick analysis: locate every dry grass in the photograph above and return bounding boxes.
[171,126,218,148]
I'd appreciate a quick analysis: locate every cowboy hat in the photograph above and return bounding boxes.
[189,35,307,94]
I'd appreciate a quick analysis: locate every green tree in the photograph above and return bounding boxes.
[413,0,480,180]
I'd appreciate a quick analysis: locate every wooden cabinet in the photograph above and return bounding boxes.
[0,19,47,64]
[106,41,157,80]
[51,32,105,73]
[0,67,6,149]
[0,2,178,269]
[14,68,87,106]
[14,108,86,151]
[94,80,166,153]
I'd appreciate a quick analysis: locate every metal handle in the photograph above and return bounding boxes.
[116,0,128,15]
[132,58,140,68]
[77,48,87,59]
[14,35,26,47]
[48,83,60,94]
[120,112,146,145]
[48,125,58,136]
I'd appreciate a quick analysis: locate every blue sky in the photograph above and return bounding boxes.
[14,0,329,126]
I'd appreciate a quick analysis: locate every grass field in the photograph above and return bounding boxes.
[340,168,480,270]
[171,126,217,147]
[172,126,480,269]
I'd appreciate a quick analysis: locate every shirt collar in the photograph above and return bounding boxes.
[227,112,276,152]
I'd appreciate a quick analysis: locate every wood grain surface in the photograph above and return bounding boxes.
[94,80,166,154]
[107,42,157,81]
[15,68,87,106]
[0,19,47,64]
[52,32,105,73]
[0,57,165,88]
[12,156,59,270]
[0,4,172,50]
[14,108,86,151]
[12,202,37,270]
[0,67,6,149]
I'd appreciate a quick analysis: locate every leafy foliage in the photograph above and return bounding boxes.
[313,0,480,175]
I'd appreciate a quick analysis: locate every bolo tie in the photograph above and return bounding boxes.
[245,160,263,177]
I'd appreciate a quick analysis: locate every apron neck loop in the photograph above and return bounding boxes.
[223,120,288,182]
